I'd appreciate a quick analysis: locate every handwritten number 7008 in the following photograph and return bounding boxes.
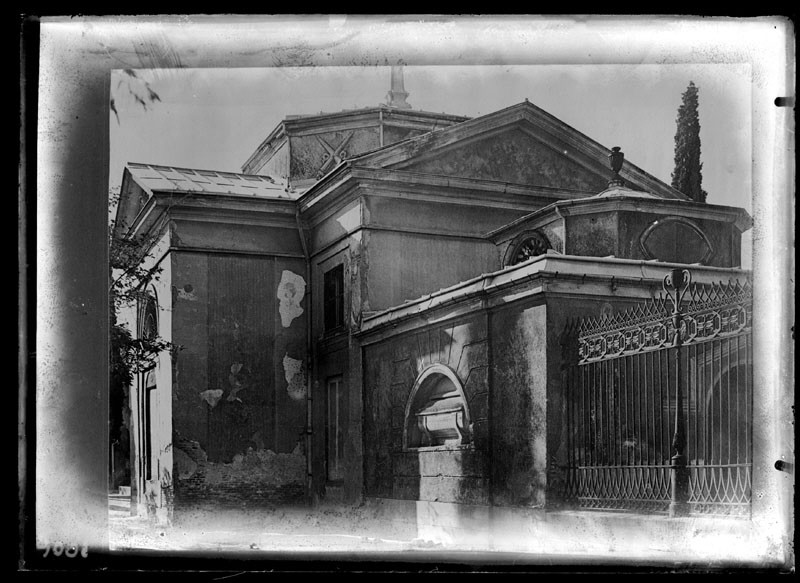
[42,543,88,558]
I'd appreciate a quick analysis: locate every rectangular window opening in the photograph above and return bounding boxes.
[326,376,344,482]
[143,381,157,482]
[323,264,345,332]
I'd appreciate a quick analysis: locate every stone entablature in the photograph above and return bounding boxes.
[487,186,752,269]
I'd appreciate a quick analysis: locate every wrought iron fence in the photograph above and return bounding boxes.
[561,269,753,516]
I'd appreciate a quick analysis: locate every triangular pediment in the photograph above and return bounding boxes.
[353,102,687,199]
[399,126,608,192]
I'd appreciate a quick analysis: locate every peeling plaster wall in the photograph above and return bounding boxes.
[170,251,307,508]
[363,316,490,505]
[172,436,305,509]
[277,270,306,328]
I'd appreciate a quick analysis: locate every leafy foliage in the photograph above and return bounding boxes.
[109,215,180,379]
[110,69,162,125]
[109,188,180,486]
[671,81,708,203]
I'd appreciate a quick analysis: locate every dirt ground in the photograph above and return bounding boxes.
[108,502,446,555]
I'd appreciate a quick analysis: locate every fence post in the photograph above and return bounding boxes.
[665,268,691,517]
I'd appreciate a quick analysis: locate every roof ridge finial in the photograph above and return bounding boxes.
[608,146,626,187]
[386,61,411,109]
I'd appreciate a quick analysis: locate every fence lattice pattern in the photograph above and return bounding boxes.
[561,278,752,516]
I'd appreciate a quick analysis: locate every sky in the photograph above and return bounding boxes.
[110,63,753,266]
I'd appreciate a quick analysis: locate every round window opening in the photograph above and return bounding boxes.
[508,231,551,266]
[404,366,472,450]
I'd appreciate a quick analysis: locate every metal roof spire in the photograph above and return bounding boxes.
[386,63,411,109]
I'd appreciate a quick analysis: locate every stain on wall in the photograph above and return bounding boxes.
[277,270,306,328]
[566,213,619,258]
[283,354,306,400]
[489,302,548,508]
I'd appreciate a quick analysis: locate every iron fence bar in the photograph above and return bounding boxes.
[665,268,690,517]
[606,358,613,467]
[644,352,650,466]
[612,360,625,463]
[745,332,751,465]
[736,336,747,470]
[727,336,732,469]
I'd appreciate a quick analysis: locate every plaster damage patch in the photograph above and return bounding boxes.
[202,447,306,487]
[227,362,245,402]
[173,447,198,479]
[199,389,224,408]
[177,286,197,301]
[277,270,306,328]
[283,354,306,400]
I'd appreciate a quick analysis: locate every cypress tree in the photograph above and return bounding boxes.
[671,81,708,203]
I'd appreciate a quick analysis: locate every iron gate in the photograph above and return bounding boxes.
[561,269,753,516]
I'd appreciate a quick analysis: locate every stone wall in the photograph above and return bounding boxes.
[363,315,490,504]
[488,300,548,507]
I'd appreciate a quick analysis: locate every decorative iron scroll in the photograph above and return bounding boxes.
[577,279,752,363]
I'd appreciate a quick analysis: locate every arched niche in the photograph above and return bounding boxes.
[402,364,472,450]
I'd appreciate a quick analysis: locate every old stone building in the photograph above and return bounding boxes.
[113,69,752,530]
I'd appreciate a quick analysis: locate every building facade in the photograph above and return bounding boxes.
[112,72,752,527]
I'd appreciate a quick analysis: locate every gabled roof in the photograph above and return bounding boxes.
[349,101,689,201]
[113,163,296,241]
[124,163,291,198]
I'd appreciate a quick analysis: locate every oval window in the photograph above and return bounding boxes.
[640,217,714,264]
